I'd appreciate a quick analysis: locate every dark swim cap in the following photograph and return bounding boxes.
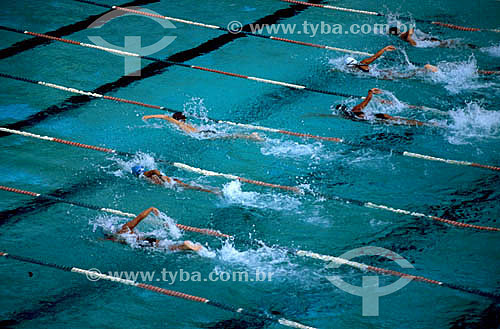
[336,104,348,111]
[389,26,399,35]
[172,112,187,121]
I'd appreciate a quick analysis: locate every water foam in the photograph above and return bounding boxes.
[110,152,157,178]
[427,57,492,94]
[481,42,500,57]
[446,101,500,144]
[260,138,331,162]
[91,210,190,252]
[220,180,301,211]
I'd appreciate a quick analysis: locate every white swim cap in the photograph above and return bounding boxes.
[345,56,358,67]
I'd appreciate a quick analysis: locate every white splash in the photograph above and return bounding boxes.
[181,97,240,139]
[156,212,182,239]
[110,152,157,178]
[427,57,492,94]
[220,180,301,211]
[447,101,500,144]
[481,42,500,57]
[334,90,407,120]
[216,240,290,269]
[260,138,330,161]
[91,211,188,251]
[213,241,321,284]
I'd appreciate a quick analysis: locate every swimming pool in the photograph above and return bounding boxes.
[0,0,499,328]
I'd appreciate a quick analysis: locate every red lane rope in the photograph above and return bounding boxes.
[470,162,500,171]
[237,177,301,193]
[175,224,232,239]
[114,6,166,20]
[431,21,481,32]
[430,216,500,232]
[0,185,39,197]
[102,95,164,109]
[366,265,443,285]
[477,70,500,76]
[52,138,115,153]
[137,283,210,303]
[0,184,234,238]
[270,36,325,49]
[278,129,343,142]
[25,31,81,45]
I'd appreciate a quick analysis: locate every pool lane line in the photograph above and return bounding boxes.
[2,187,498,299]
[0,26,360,99]
[2,125,499,231]
[279,0,500,33]
[0,73,344,144]
[0,252,316,329]
[0,26,456,114]
[295,250,500,299]
[1,229,498,302]
[324,195,500,232]
[72,0,373,57]
[2,73,498,173]
[0,0,159,61]
[58,0,437,69]
[0,176,110,226]
[0,128,300,193]
[0,185,231,238]
[0,1,322,137]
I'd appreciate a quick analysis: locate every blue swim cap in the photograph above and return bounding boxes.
[132,165,145,177]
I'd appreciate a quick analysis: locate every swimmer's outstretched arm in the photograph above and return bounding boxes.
[143,169,167,180]
[360,46,396,65]
[144,170,220,194]
[143,114,198,133]
[376,114,435,127]
[351,88,382,117]
[117,207,159,234]
[171,178,221,195]
[169,240,202,252]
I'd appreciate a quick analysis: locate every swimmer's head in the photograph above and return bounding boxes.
[344,57,358,68]
[336,104,348,112]
[172,112,187,122]
[132,165,145,177]
[388,27,400,35]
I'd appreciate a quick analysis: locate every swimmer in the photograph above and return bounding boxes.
[132,165,220,195]
[143,112,264,141]
[336,88,433,127]
[107,206,203,252]
[343,45,438,78]
[389,27,477,49]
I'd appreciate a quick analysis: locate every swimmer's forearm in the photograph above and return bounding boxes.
[352,92,373,112]
[173,179,220,194]
[143,114,170,121]
[361,48,385,65]
[144,169,162,178]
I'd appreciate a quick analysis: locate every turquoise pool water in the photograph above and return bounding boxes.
[0,0,499,328]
